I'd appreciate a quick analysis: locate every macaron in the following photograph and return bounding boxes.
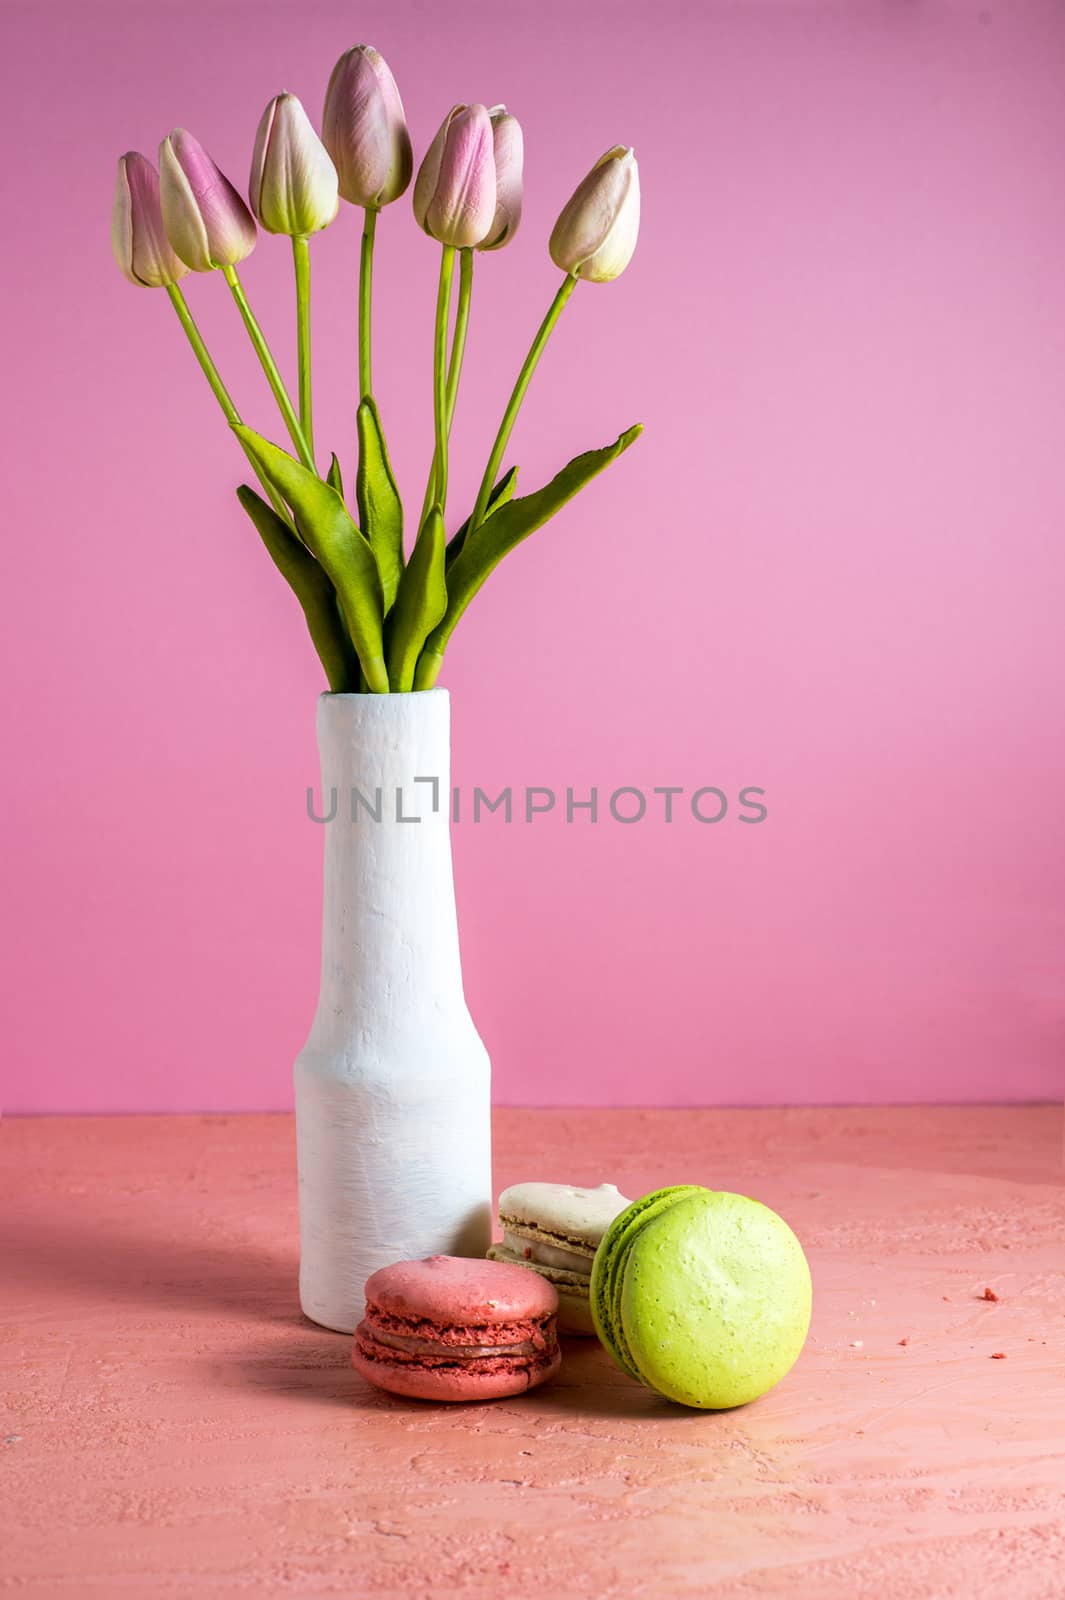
[591,1187,812,1408]
[487,1180,631,1335]
[352,1254,561,1402]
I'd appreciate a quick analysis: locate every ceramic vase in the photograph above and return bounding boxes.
[294,689,492,1333]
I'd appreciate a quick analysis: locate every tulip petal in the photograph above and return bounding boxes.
[248,97,277,222]
[415,103,496,248]
[160,129,257,271]
[250,94,338,236]
[412,105,455,234]
[112,152,188,287]
[580,155,639,282]
[323,45,413,209]
[159,135,212,271]
[480,108,523,251]
[549,146,640,283]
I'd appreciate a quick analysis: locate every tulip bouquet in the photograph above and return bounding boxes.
[112,46,641,692]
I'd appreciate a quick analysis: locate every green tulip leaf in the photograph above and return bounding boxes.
[446,466,519,571]
[356,396,404,614]
[236,485,359,692]
[388,507,448,693]
[326,452,344,500]
[233,424,388,693]
[418,425,642,685]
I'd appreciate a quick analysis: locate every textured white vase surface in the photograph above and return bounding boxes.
[294,689,492,1334]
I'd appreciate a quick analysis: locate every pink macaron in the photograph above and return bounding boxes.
[352,1254,561,1402]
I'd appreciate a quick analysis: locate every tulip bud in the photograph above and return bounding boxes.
[112,153,188,288]
[249,93,339,237]
[549,146,640,283]
[159,129,257,272]
[478,107,523,252]
[322,45,413,209]
[413,104,496,249]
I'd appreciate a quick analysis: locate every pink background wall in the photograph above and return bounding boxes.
[3,0,1064,1113]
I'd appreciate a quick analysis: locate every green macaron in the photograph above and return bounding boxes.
[590,1186,812,1409]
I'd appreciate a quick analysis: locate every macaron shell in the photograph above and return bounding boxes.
[498,1181,630,1248]
[620,1191,812,1409]
[365,1253,557,1325]
[590,1186,705,1378]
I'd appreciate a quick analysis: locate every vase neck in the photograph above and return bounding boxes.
[311,692,466,1036]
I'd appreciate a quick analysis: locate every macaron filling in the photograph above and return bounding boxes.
[365,1307,555,1350]
[501,1228,592,1274]
[356,1324,556,1376]
[368,1327,543,1359]
[361,1308,553,1362]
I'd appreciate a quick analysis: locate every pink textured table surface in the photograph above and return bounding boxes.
[2,1107,1064,1600]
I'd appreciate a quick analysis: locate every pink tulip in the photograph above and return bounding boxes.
[322,45,412,209]
[478,107,523,252]
[159,129,257,272]
[250,93,339,236]
[549,146,640,283]
[413,104,496,249]
[111,153,188,288]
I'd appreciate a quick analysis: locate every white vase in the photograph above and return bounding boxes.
[294,688,492,1333]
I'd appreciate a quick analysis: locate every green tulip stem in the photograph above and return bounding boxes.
[292,235,314,464]
[446,247,474,430]
[468,271,579,536]
[358,207,378,400]
[222,264,316,473]
[431,245,457,516]
[167,283,238,421]
[419,245,474,528]
[165,283,293,529]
